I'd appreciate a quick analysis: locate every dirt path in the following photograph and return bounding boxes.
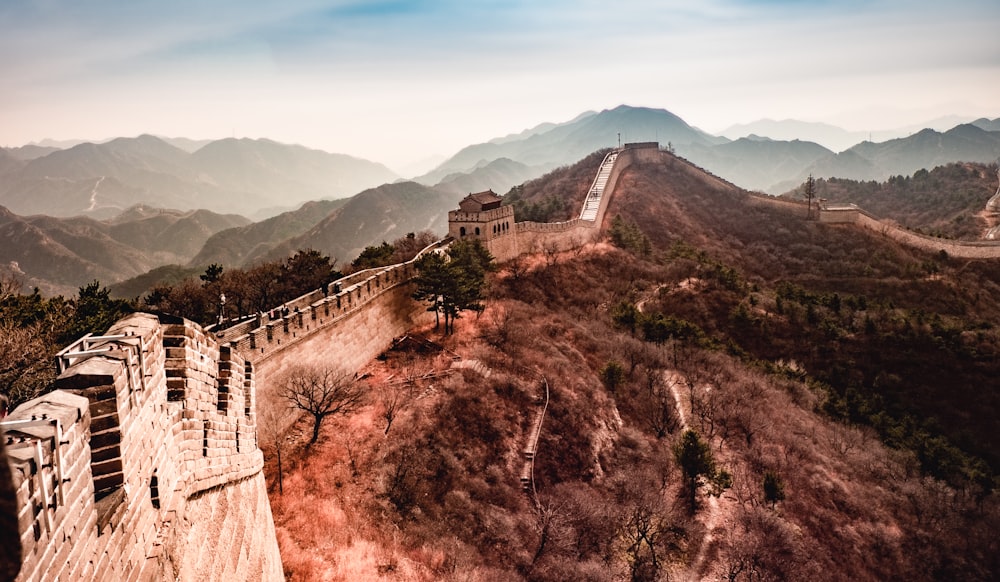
[666,371,730,581]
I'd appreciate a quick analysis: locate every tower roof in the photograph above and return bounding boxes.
[458,190,502,212]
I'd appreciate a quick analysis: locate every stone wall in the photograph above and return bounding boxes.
[513,146,633,254]
[250,273,434,404]
[750,192,1000,259]
[853,211,1000,259]
[153,472,280,582]
[1,313,282,582]
[223,246,441,403]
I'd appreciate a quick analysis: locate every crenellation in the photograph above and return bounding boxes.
[2,312,279,582]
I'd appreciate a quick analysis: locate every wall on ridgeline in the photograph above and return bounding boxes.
[749,193,1000,259]
[512,145,634,255]
[1,313,282,582]
[852,211,1000,259]
[221,149,638,401]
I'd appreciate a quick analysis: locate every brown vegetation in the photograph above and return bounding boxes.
[266,246,998,580]
[502,150,611,222]
[264,151,999,580]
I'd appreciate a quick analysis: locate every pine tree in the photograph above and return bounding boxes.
[763,470,786,508]
[805,174,816,219]
[412,239,494,334]
[674,429,716,513]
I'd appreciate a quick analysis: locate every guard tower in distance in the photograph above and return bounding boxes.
[447,190,518,261]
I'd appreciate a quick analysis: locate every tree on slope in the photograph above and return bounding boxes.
[674,429,729,513]
[804,174,816,219]
[278,365,366,444]
[412,239,494,334]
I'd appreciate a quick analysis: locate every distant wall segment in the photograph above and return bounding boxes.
[749,193,1000,259]
[853,211,1000,259]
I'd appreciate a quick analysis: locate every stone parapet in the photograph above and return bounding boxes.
[1,313,279,582]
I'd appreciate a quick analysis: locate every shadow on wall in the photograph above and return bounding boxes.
[1,435,22,581]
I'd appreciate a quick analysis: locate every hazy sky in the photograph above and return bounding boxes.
[2,0,998,172]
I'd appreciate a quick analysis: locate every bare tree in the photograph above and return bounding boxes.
[638,367,680,439]
[278,365,366,444]
[0,272,22,298]
[378,381,413,435]
[612,471,680,582]
[505,254,529,282]
[484,303,519,349]
[542,240,561,266]
[529,497,573,571]
[0,321,58,408]
[257,403,296,494]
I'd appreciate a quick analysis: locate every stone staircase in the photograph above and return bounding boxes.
[519,378,549,491]
[580,150,619,221]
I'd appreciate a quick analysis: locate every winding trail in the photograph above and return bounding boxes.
[665,372,723,581]
[87,176,106,212]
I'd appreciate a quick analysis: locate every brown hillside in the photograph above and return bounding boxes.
[502,150,611,222]
[267,151,998,581]
[610,153,1000,471]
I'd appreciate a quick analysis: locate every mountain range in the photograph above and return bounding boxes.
[414,105,1000,194]
[0,204,248,295]
[2,105,998,296]
[415,105,725,186]
[0,135,398,219]
[718,115,985,152]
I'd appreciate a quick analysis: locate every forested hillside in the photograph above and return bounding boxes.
[791,162,999,240]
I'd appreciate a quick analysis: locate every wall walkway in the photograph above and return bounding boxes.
[513,144,644,256]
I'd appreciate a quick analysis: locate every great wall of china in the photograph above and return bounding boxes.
[2,142,999,581]
[0,142,642,582]
[1,313,282,582]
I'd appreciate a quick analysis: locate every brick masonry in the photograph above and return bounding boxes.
[1,313,282,582]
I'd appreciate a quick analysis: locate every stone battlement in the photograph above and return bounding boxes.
[2,313,281,582]
[221,261,422,364]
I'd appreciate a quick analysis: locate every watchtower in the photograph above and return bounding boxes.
[447,190,518,261]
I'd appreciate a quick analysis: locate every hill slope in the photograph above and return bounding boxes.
[265,181,456,263]
[270,149,999,581]
[188,199,349,268]
[0,205,248,295]
[770,124,1000,193]
[794,162,1000,240]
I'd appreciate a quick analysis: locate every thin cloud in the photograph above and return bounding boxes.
[0,0,997,166]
